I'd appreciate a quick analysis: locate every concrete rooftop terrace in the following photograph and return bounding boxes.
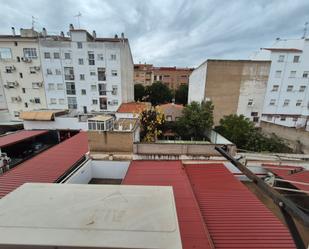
[123,161,296,249]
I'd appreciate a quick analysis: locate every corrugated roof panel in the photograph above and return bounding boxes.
[0,132,88,198]
[185,163,296,249]
[122,160,214,249]
[0,130,48,148]
[263,164,309,192]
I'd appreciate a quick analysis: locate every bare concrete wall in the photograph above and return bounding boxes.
[260,121,309,153]
[88,131,133,153]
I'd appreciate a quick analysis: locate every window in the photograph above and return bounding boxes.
[59,98,65,105]
[77,42,83,49]
[275,70,282,78]
[46,69,52,75]
[283,99,290,106]
[296,100,302,106]
[289,71,296,78]
[303,71,309,78]
[55,69,61,75]
[80,74,85,80]
[44,52,51,59]
[34,98,40,104]
[48,83,55,90]
[81,89,86,95]
[98,68,106,81]
[90,71,96,76]
[22,88,26,93]
[32,82,42,89]
[78,58,84,65]
[0,48,12,59]
[112,85,118,95]
[67,97,77,109]
[92,99,98,105]
[166,115,172,121]
[17,56,20,62]
[57,83,64,90]
[91,85,97,91]
[64,52,71,59]
[54,52,60,59]
[88,51,95,65]
[98,83,106,95]
[66,82,76,95]
[5,66,14,73]
[272,85,279,92]
[299,85,306,92]
[253,117,259,123]
[14,41,18,46]
[293,55,300,63]
[111,70,118,76]
[247,99,253,106]
[88,121,96,130]
[25,102,28,108]
[23,48,37,58]
[287,85,293,92]
[251,112,258,117]
[97,54,104,60]
[64,67,74,80]
[269,99,276,106]
[50,98,57,104]
[278,55,284,62]
[293,117,298,122]
[19,72,23,78]
[110,54,116,60]
[280,116,286,121]
[154,75,157,81]
[112,100,118,105]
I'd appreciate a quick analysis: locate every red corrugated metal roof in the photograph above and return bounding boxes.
[0,130,48,148]
[0,132,88,198]
[117,102,150,113]
[122,160,214,249]
[185,163,296,249]
[263,164,309,192]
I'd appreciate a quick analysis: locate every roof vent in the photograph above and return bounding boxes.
[92,30,96,39]
[69,24,74,30]
[42,27,47,37]
[121,32,124,39]
[114,34,118,38]
[11,27,16,36]
[60,31,64,37]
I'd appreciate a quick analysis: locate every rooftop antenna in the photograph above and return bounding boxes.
[74,12,82,29]
[302,21,308,39]
[31,16,37,30]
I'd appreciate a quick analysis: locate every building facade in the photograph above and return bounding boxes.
[188,60,270,125]
[0,26,134,119]
[257,38,309,128]
[0,28,47,118]
[134,64,193,90]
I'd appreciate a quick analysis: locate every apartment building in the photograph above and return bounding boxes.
[134,64,193,90]
[0,26,134,118]
[188,60,271,125]
[0,28,47,118]
[256,38,309,128]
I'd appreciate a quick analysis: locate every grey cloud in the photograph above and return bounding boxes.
[0,0,308,67]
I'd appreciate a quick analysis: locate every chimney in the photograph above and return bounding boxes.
[114,34,118,38]
[69,24,74,30]
[121,32,124,39]
[92,30,96,39]
[42,27,47,37]
[11,27,16,36]
[60,31,64,37]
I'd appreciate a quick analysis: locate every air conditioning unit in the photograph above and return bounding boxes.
[37,82,43,87]
[107,101,112,105]
[3,84,9,89]
[22,57,32,63]
[16,96,22,102]
[5,66,16,71]
[34,66,40,71]
[30,99,35,103]
[11,97,21,102]
[13,81,19,87]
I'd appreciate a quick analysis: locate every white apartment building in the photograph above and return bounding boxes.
[0,28,47,119]
[0,26,134,119]
[257,38,309,128]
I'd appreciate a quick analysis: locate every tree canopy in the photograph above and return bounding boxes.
[215,114,292,153]
[134,84,146,102]
[176,101,214,140]
[175,84,188,105]
[146,82,173,105]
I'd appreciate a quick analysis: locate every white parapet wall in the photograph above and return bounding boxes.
[64,160,130,184]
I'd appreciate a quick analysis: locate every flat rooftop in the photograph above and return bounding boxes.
[0,183,182,249]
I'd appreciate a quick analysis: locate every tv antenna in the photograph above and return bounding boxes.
[31,16,37,30]
[302,21,308,39]
[74,12,82,28]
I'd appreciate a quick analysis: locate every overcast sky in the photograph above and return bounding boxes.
[0,0,308,67]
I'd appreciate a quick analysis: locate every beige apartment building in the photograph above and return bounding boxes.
[188,60,271,125]
[0,28,47,119]
[134,64,193,90]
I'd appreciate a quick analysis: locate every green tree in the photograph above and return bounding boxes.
[175,84,188,105]
[176,101,214,140]
[140,107,165,142]
[134,84,146,101]
[147,82,173,105]
[215,114,292,153]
